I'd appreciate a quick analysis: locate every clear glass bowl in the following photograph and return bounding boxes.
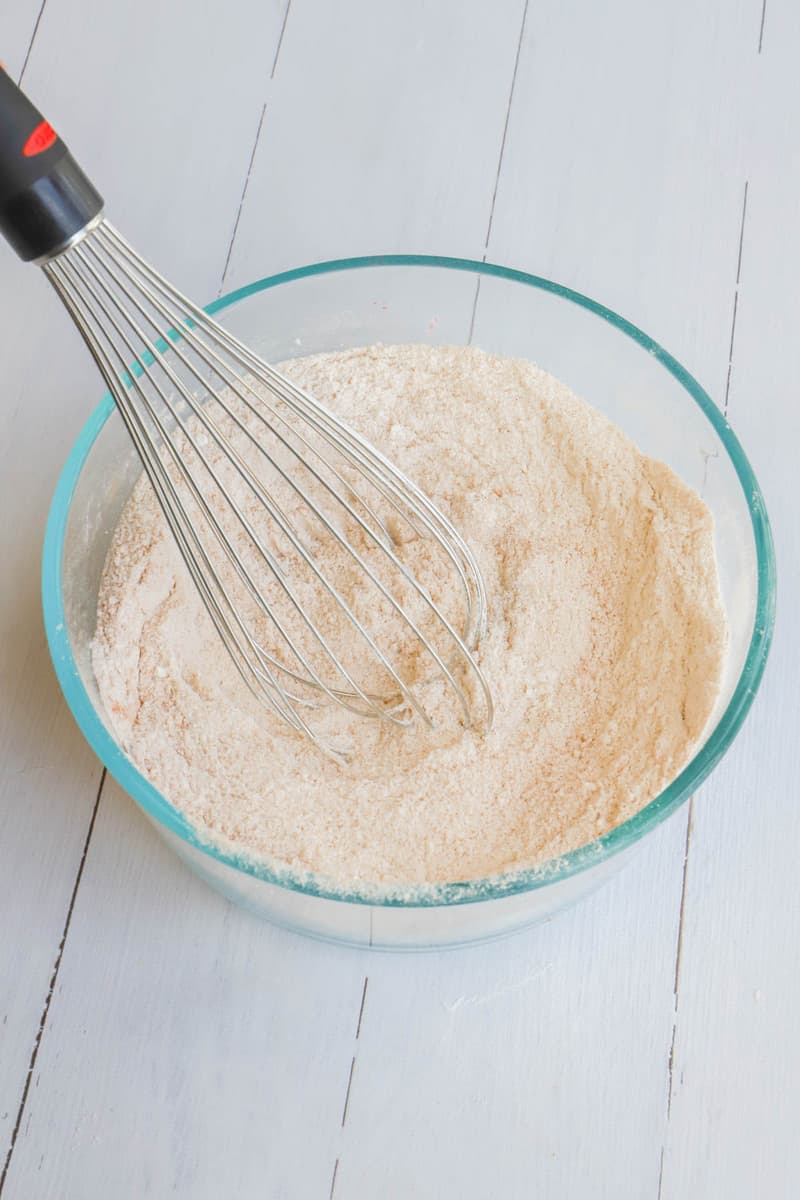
[42,256,776,949]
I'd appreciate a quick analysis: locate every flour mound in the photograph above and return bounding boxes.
[92,345,727,886]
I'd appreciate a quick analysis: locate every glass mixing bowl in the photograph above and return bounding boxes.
[42,256,776,949]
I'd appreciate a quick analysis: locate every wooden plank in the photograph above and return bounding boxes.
[661,2,800,1193]
[337,819,688,1200]
[0,637,103,1170]
[486,0,756,403]
[222,0,529,286]
[0,7,106,1175]
[3,780,370,1199]
[0,0,290,1186]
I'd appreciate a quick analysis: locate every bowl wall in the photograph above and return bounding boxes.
[44,257,775,948]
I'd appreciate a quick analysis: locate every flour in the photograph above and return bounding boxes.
[92,344,727,887]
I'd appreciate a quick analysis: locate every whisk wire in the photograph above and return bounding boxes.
[45,219,495,754]
[47,257,323,739]
[101,224,487,637]
[59,242,445,729]
[90,228,492,722]
[51,249,410,733]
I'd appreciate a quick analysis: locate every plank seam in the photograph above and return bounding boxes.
[17,0,47,85]
[657,797,693,1199]
[672,798,694,1002]
[468,0,530,344]
[218,102,268,295]
[328,1157,339,1200]
[0,768,106,1195]
[329,974,369,1198]
[724,181,749,416]
[482,0,531,256]
[659,171,753,1190]
[340,1057,357,1127]
[355,976,369,1040]
[217,0,292,294]
[270,0,292,80]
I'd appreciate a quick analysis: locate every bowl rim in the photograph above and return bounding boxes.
[42,253,777,908]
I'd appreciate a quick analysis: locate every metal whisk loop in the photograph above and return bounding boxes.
[95,224,489,653]
[70,232,474,719]
[44,219,495,756]
[51,249,420,732]
[47,262,325,742]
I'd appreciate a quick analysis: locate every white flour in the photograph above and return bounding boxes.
[92,344,727,887]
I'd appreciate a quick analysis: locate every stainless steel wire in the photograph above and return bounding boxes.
[43,219,494,758]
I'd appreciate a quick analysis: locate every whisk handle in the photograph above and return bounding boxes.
[0,69,102,263]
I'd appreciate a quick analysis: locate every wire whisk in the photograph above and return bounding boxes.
[0,74,494,757]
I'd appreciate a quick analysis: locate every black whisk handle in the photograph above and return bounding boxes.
[0,68,102,262]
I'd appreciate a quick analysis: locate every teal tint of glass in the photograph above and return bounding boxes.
[42,255,777,908]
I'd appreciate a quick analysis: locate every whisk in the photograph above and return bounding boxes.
[0,73,493,757]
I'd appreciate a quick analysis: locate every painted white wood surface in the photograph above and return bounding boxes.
[0,0,291,1181]
[5,778,370,1199]
[337,820,689,1200]
[0,15,105,1171]
[662,2,800,1192]
[223,0,527,287]
[0,0,794,1197]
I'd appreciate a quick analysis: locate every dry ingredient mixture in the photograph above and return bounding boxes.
[92,344,727,888]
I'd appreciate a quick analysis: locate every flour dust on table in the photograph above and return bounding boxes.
[92,344,727,889]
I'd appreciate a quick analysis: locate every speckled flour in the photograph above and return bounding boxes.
[92,344,727,887]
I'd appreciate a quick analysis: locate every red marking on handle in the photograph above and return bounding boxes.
[23,120,57,157]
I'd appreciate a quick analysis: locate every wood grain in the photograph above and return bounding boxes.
[333,2,761,1193]
[0,11,105,1174]
[223,0,529,286]
[4,780,369,1199]
[0,0,794,1196]
[661,2,800,1193]
[0,0,290,1185]
[18,0,291,299]
[485,0,756,399]
[337,818,689,1200]
[0,3,534,1195]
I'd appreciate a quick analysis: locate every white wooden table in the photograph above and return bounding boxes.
[0,2,796,1196]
